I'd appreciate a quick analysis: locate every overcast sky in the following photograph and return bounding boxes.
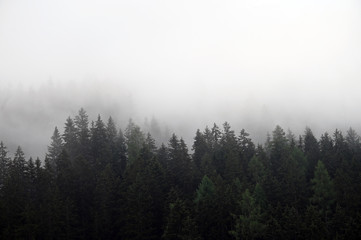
[1,0,361,158]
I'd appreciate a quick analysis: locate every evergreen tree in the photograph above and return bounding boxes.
[238,129,255,173]
[194,175,218,240]
[167,135,195,195]
[114,128,127,175]
[221,122,240,181]
[63,116,77,159]
[346,127,361,156]
[120,144,166,240]
[319,132,335,176]
[230,189,266,240]
[90,114,109,169]
[192,129,208,171]
[2,146,28,238]
[94,164,121,239]
[163,194,200,240]
[310,160,336,234]
[304,127,320,181]
[47,126,63,169]
[125,119,145,164]
[74,108,91,157]
[247,155,266,187]
[106,116,118,145]
[0,141,10,190]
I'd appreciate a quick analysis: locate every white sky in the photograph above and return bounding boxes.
[0,0,361,157]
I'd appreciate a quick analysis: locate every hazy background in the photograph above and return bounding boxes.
[1,0,361,158]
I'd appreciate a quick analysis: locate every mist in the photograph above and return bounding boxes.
[1,0,361,158]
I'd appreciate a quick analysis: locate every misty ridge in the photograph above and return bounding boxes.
[1,79,360,159]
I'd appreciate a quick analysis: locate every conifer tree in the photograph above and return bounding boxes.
[90,114,109,169]
[63,116,77,159]
[310,160,336,229]
[304,127,320,181]
[74,108,90,157]
[230,189,266,240]
[125,119,145,164]
[194,175,218,240]
[163,197,200,240]
[47,126,63,169]
[193,129,208,171]
[0,141,10,190]
[221,122,240,181]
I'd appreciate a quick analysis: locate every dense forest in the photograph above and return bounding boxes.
[1,108,361,239]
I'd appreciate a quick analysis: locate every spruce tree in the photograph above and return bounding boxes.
[63,116,77,159]
[310,160,336,232]
[0,141,10,190]
[230,189,266,240]
[47,126,63,169]
[74,108,90,158]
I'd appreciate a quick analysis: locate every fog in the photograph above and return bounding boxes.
[1,0,361,158]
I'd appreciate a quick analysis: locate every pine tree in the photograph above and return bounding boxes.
[230,189,266,240]
[168,135,195,195]
[238,129,255,178]
[47,126,63,170]
[247,155,266,186]
[94,164,121,239]
[192,129,207,171]
[319,132,334,176]
[163,197,200,240]
[2,146,28,238]
[90,114,109,169]
[115,128,127,174]
[125,119,145,164]
[194,175,218,240]
[346,127,361,156]
[304,127,320,181]
[120,144,166,240]
[0,141,10,190]
[310,160,336,231]
[74,108,90,158]
[63,116,77,159]
[221,122,240,181]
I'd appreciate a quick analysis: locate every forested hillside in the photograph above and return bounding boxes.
[1,108,361,239]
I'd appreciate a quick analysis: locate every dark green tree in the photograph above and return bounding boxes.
[194,175,218,240]
[63,116,77,159]
[0,141,10,190]
[90,114,110,169]
[221,122,240,181]
[47,126,63,170]
[230,189,266,240]
[94,164,121,239]
[125,119,145,164]
[120,144,166,240]
[163,193,200,240]
[74,108,91,158]
[304,127,320,181]
[310,160,336,235]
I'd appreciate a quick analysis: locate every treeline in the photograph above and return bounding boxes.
[1,108,361,239]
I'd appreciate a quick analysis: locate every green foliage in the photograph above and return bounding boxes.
[163,197,200,240]
[125,119,145,164]
[230,189,266,240]
[310,160,336,218]
[194,175,215,204]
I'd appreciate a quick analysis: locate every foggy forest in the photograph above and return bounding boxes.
[1,108,361,239]
[1,0,361,239]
